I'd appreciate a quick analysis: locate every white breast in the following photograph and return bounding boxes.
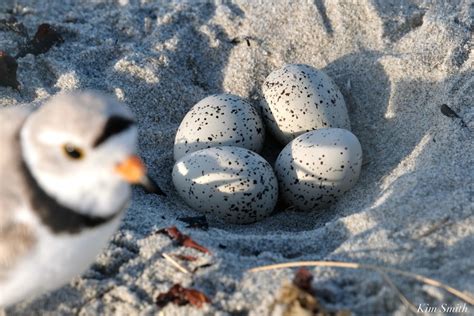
[0,208,122,307]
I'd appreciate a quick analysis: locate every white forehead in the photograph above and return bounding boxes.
[25,91,135,146]
[46,91,133,118]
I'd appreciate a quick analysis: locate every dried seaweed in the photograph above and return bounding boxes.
[157,226,211,254]
[156,284,210,309]
[16,23,63,58]
[0,51,19,89]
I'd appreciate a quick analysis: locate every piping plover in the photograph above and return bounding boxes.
[0,91,165,307]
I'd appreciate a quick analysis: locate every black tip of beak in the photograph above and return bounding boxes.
[140,175,166,196]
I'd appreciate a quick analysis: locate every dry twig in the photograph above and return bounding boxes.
[162,253,190,274]
[249,261,474,307]
[378,269,418,313]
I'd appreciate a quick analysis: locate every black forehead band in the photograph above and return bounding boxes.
[93,116,135,148]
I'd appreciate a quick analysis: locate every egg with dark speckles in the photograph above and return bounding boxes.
[174,94,265,161]
[275,128,362,211]
[172,146,278,224]
[261,64,350,144]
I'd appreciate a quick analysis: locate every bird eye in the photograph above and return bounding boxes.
[62,144,85,160]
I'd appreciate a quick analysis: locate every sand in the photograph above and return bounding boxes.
[1,0,473,315]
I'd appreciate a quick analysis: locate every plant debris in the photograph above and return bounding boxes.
[251,261,474,310]
[162,253,191,274]
[441,104,460,118]
[156,284,210,309]
[440,104,467,128]
[172,254,198,262]
[0,16,28,38]
[0,51,20,90]
[157,226,211,254]
[293,268,315,295]
[0,20,64,90]
[192,263,213,273]
[271,268,350,316]
[230,36,252,46]
[177,215,209,230]
[16,23,64,58]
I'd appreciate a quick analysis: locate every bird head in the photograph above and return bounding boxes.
[20,91,164,218]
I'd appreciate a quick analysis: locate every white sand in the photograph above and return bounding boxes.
[1,0,473,315]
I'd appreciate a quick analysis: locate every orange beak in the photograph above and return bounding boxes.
[115,155,166,196]
[115,155,145,184]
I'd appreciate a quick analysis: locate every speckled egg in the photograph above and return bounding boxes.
[275,128,362,211]
[261,64,350,144]
[172,146,278,224]
[174,94,265,161]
